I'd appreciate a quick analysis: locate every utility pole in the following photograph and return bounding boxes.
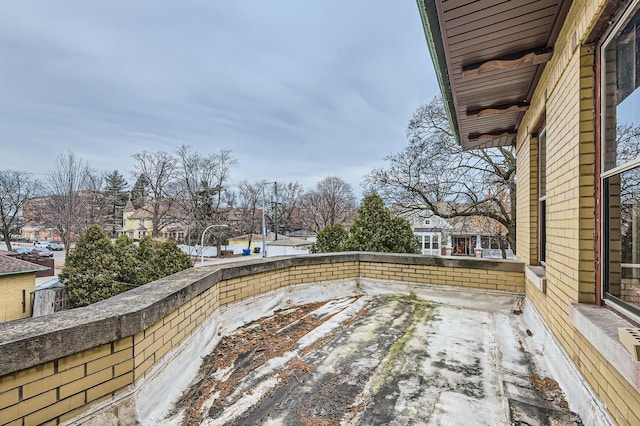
[274,182,278,240]
[262,185,267,257]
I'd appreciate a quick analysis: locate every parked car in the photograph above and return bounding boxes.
[31,247,53,257]
[34,241,51,249]
[47,243,63,251]
[12,247,31,255]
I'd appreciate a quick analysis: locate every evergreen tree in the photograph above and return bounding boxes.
[311,224,348,253]
[388,216,421,254]
[113,235,141,285]
[130,174,149,209]
[151,240,193,279]
[63,230,194,307]
[104,170,128,238]
[136,236,159,285]
[345,193,420,254]
[126,236,193,285]
[60,225,123,308]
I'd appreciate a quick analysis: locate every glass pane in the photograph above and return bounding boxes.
[603,4,640,171]
[605,169,640,313]
[539,200,546,263]
[539,130,546,197]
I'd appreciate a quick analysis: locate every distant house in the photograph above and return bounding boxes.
[0,254,48,322]
[265,237,313,257]
[402,209,511,258]
[228,234,272,252]
[404,213,448,256]
[445,216,511,258]
[122,200,188,242]
[287,229,317,242]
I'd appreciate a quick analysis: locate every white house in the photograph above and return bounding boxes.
[403,212,449,256]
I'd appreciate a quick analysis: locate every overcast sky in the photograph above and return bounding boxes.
[0,1,439,198]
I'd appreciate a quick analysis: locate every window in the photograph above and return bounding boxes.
[424,218,431,225]
[418,233,440,253]
[538,128,547,265]
[602,1,640,319]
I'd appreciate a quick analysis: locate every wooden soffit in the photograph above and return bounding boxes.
[418,0,572,150]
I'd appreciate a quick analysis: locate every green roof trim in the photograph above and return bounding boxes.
[416,0,460,144]
[0,269,46,277]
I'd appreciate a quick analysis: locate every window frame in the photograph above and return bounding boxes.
[537,127,547,266]
[599,0,640,321]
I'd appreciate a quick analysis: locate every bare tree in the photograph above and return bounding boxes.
[175,145,238,242]
[236,180,264,248]
[268,181,304,233]
[80,170,106,236]
[131,150,178,238]
[0,170,40,250]
[45,152,93,257]
[365,97,516,255]
[300,177,357,232]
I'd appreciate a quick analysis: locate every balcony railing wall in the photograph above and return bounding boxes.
[0,253,524,425]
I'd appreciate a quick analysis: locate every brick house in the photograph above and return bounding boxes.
[419,0,640,423]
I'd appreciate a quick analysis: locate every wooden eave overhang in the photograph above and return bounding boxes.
[417,0,572,150]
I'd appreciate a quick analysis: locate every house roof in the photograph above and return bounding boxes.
[232,233,265,240]
[287,230,317,238]
[0,255,49,276]
[417,0,571,150]
[124,199,135,212]
[266,237,313,247]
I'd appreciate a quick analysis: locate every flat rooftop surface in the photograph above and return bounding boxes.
[165,290,583,425]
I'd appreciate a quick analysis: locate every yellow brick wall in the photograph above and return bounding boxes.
[516,132,538,265]
[516,1,638,424]
[359,262,524,293]
[577,44,597,305]
[0,273,35,322]
[0,340,134,425]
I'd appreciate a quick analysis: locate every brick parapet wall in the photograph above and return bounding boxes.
[0,253,522,425]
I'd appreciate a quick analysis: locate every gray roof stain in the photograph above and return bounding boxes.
[168,292,581,425]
